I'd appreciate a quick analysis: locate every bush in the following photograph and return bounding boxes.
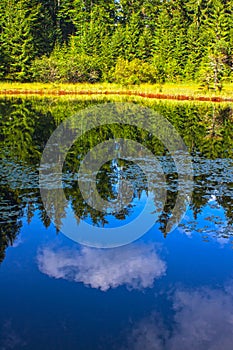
[110,58,158,85]
[31,52,102,83]
[59,54,102,83]
[197,53,231,92]
[31,56,60,82]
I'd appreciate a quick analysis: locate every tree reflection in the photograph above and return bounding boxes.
[0,186,23,263]
[0,97,233,263]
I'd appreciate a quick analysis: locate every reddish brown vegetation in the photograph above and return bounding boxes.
[0,89,232,103]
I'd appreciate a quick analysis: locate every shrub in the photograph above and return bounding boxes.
[59,54,102,83]
[31,56,60,82]
[197,53,231,92]
[111,58,157,85]
[31,52,102,83]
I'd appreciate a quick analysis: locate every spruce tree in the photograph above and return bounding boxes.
[138,26,154,61]
[124,12,143,60]
[199,0,230,90]
[152,3,181,81]
[0,0,39,81]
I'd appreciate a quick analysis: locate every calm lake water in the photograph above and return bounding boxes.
[0,97,233,350]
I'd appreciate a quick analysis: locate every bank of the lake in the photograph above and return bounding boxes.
[0,82,233,102]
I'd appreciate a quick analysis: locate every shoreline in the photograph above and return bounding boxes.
[0,89,233,103]
[0,83,232,103]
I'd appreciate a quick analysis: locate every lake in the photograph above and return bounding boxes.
[0,96,233,350]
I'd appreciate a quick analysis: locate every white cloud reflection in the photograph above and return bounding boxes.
[37,243,166,291]
[124,285,233,350]
[0,320,27,350]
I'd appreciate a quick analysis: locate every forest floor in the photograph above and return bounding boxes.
[0,82,233,102]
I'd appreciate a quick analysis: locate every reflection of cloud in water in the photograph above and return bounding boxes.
[12,236,23,248]
[124,313,168,350]
[37,243,166,291]
[0,320,27,350]
[178,206,233,244]
[124,285,233,350]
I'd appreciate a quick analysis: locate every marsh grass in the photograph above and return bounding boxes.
[2,91,232,111]
[0,82,232,100]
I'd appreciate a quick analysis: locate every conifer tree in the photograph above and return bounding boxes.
[200,0,230,90]
[0,0,39,81]
[138,26,154,60]
[226,0,233,78]
[124,12,143,60]
[152,4,179,81]
[0,0,232,83]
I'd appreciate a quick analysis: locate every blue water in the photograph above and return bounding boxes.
[1,197,233,349]
[1,98,233,350]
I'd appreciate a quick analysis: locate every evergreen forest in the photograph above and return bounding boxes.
[0,0,233,89]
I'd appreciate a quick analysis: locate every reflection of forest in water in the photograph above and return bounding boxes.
[0,97,233,263]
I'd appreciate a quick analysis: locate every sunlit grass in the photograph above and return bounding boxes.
[0,81,232,100]
[3,91,232,111]
[140,82,233,98]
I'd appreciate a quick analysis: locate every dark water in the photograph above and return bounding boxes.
[0,97,233,350]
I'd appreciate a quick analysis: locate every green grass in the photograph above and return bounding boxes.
[0,82,232,99]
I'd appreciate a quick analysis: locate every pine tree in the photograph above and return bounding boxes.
[152,3,185,81]
[184,0,207,80]
[118,0,144,24]
[0,0,39,81]
[124,12,143,60]
[32,0,58,54]
[226,0,233,79]
[138,26,154,60]
[104,24,126,66]
[199,0,230,90]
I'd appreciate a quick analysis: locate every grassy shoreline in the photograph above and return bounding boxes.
[0,82,232,102]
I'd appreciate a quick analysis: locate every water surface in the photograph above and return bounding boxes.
[0,97,233,349]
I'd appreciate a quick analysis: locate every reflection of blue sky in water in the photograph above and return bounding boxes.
[178,196,233,244]
[1,99,233,349]
[1,210,233,350]
[64,190,157,228]
[0,320,27,350]
[2,162,233,349]
[123,284,233,350]
[37,243,166,291]
[36,233,233,349]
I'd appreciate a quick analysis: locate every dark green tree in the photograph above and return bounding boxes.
[0,0,40,81]
[199,0,230,90]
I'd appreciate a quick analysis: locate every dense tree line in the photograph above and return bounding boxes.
[0,0,233,88]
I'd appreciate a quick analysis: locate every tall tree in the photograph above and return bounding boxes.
[0,0,39,80]
[199,0,230,90]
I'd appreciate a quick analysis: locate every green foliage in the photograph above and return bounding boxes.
[198,51,230,91]
[31,45,102,83]
[0,0,40,81]
[0,0,233,84]
[151,2,189,82]
[110,58,157,85]
[197,0,231,90]
[184,23,205,80]
[31,56,61,82]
